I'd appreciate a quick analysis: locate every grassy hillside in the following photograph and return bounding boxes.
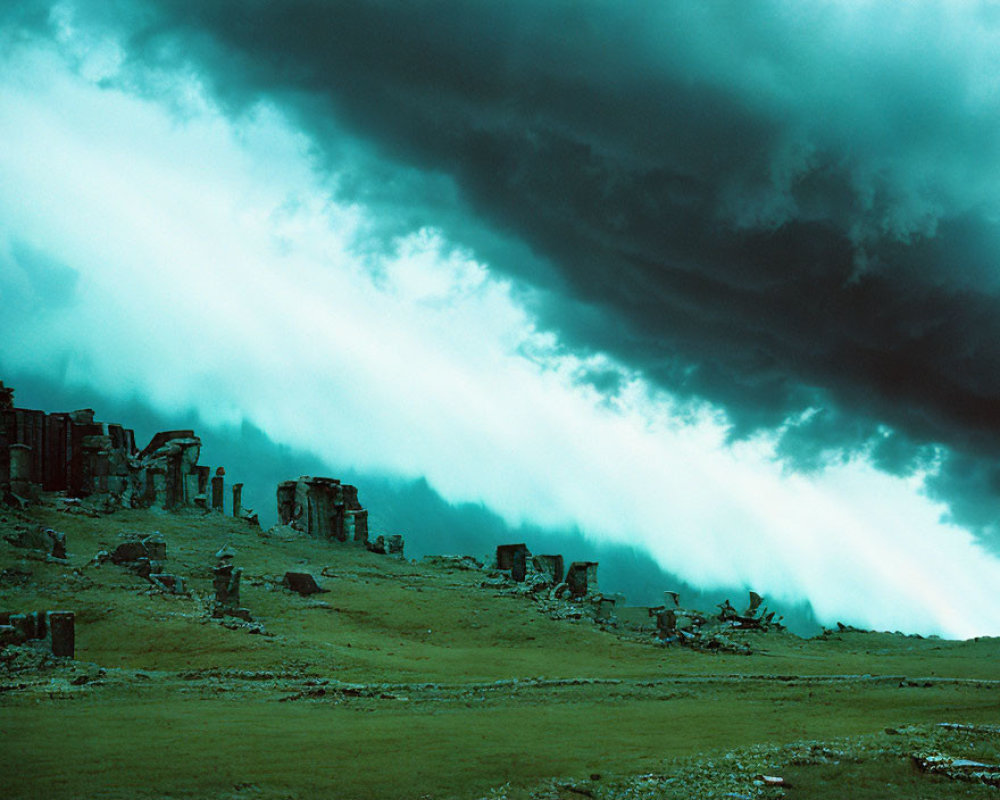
[2,501,998,799]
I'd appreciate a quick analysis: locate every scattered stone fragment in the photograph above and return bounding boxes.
[283,572,328,596]
[3,526,66,559]
[215,543,237,561]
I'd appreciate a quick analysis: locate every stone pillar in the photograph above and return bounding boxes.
[211,471,224,513]
[511,547,527,582]
[232,483,243,517]
[8,443,31,483]
[47,611,75,658]
[277,481,297,525]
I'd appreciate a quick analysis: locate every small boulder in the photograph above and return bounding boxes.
[283,572,328,596]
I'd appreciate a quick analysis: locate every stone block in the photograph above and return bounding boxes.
[532,554,565,584]
[387,534,405,556]
[283,572,328,595]
[47,611,75,658]
[566,561,599,598]
[496,543,529,571]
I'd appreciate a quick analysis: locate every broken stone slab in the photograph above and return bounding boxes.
[283,572,328,596]
[3,527,66,559]
[110,534,165,565]
[387,534,404,556]
[149,574,186,593]
[215,543,237,561]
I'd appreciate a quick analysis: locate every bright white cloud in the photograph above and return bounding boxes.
[2,23,1000,639]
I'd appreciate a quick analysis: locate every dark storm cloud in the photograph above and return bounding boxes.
[43,2,1000,533]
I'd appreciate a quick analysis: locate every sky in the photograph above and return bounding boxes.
[2,1,1000,638]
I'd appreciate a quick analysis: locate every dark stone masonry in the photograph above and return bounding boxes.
[0,380,239,513]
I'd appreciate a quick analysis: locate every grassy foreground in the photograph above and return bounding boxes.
[2,502,999,799]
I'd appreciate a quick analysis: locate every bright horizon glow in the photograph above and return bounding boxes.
[2,19,1000,639]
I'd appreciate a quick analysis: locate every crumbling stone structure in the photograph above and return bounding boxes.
[0,380,229,511]
[566,561,599,598]
[0,609,75,658]
[496,543,530,582]
[277,476,369,544]
[532,554,564,585]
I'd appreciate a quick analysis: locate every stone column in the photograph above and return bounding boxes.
[232,483,243,518]
[211,470,224,513]
[8,443,31,483]
[47,611,75,658]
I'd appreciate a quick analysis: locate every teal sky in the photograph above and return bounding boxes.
[3,1,1000,637]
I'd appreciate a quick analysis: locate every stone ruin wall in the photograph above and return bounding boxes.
[277,476,369,545]
[0,380,230,513]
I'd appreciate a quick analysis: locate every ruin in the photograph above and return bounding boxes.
[276,476,369,545]
[532,554,564,584]
[0,609,75,658]
[0,380,229,512]
[565,561,599,598]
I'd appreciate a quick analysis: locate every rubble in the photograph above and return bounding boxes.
[4,526,66,560]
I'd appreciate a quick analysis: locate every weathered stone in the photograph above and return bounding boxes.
[565,561,598,598]
[277,476,369,543]
[368,534,387,554]
[0,624,23,647]
[232,483,243,518]
[346,509,368,545]
[594,596,616,622]
[496,543,529,571]
[211,471,224,512]
[0,380,13,411]
[47,611,75,658]
[215,543,237,560]
[387,534,405,556]
[4,527,65,558]
[510,547,527,582]
[283,572,328,596]
[9,613,37,641]
[212,563,242,611]
[110,540,148,564]
[8,443,31,482]
[532,554,564,584]
[143,535,166,561]
[149,574,185,593]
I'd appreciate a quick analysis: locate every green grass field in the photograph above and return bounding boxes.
[2,503,998,799]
